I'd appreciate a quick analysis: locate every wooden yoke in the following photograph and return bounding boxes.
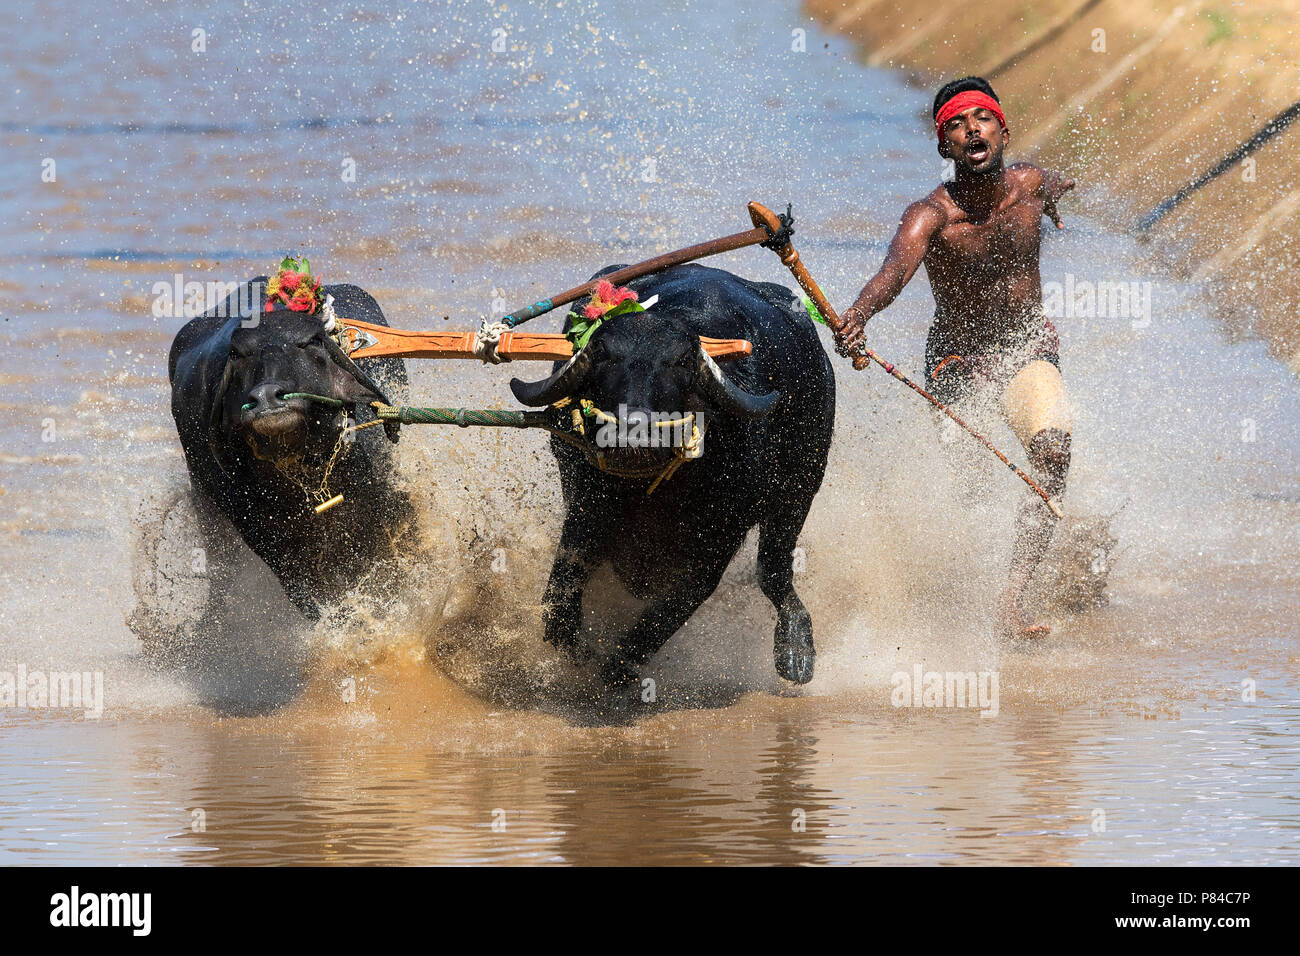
[338,318,752,363]
[337,211,783,363]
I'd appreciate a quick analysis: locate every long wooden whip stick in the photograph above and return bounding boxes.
[500,223,776,328]
[343,216,779,363]
[747,201,1063,519]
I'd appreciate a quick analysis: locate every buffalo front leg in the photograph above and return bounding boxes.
[758,508,816,685]
[542,510,608,665]
[600,552,734,688]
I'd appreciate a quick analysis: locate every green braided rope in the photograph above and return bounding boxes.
[283,392,345,407]
[241,392,347,411]
[373,405,536,428]
[369,405,623,470]
[368,403,692,489]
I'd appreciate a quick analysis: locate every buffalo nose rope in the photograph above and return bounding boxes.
[243,391,384,514]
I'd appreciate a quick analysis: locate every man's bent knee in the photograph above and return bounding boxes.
[1003,359,1071,448]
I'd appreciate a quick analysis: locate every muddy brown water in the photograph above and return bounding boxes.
[0,0,1296,865]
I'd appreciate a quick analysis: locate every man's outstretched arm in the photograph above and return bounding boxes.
[1029,164,1075,229]
[837,200,944,353]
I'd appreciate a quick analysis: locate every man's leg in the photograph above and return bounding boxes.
[926,361,996,505]
[999,360,1072,637]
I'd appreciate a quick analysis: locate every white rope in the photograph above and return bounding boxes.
[320,294,338,333]
[474,319,512,364]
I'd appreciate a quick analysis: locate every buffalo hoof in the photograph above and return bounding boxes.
[543,605,594,665]
[774,607,815,685]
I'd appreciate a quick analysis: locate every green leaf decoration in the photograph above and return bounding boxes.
[802,297,826,326]
[605,300,644,319]
[277,255,313,276]
[566,312,600,350]
[566,300,645,350]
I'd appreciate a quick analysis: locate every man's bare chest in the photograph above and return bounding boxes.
[931,200,1042,265]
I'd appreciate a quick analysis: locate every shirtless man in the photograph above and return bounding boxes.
[836,76,1076,639]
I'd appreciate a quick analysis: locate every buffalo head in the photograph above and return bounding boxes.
[508,313,779,473]
[209,307,385,469]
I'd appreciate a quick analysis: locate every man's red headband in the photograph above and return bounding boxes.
[934,91,1005,141]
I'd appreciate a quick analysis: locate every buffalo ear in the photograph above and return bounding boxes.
[207,424,236,476]
[204,358,238,475]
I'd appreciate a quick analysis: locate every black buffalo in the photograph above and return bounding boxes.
[168,279,413,618]
[510,263,835,686]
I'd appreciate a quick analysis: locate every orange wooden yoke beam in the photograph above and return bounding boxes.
[338,316,753,363]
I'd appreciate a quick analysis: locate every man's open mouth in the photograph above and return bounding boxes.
[966,140,990,162]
